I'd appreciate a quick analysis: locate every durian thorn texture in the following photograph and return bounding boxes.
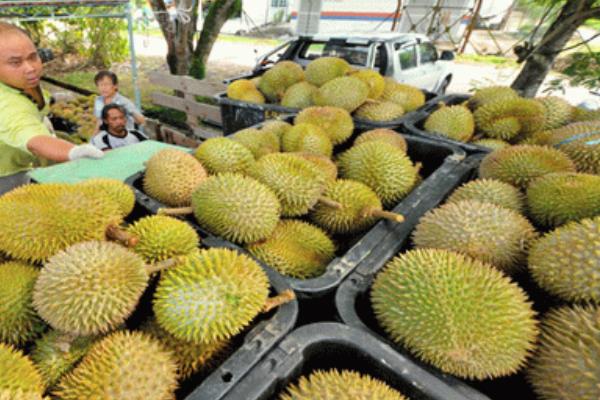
[55,332,78,353]
[105,224,138,247]
[263,289,296,313]
[157,206,194,216]
[144,256,186,275]
[415,162,423,174]
[362,207,405,223]
[317,196,343,209]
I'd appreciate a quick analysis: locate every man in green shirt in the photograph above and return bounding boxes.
[0,22,104,195]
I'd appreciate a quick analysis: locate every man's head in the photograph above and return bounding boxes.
[0,22,42,90]
[94,70,119,98]
[101,104,127,137]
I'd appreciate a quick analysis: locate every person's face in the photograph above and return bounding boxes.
[97,76,118,98]
[105,108,127,137]
[0,32,43,90]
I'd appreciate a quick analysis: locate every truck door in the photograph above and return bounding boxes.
[417,42,443,91]
[393,43,422,88]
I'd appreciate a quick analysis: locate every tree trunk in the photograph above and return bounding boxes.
[189,0,238,79]
[511,0,596,97]
[149,0,198,75]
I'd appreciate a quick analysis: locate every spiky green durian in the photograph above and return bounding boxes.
[354,129,407,152]
[77,178,135,217]
[0,389,48,400]
[528,216,600,303]
[526,172,600,228]
[30,331,95,388]
[141,318,228,380]
[413,200,538,273]
[424,105,475,142]
[472,138,510,150]
[281,81,318,109]
[571,106,600,122]
[0,184,122,262]
[227,79,265,104]
[281,123,332,157]
[54,331,178,400]
[194,138,255,174]
[33,241,149,336]
[258,61,305,102]
[338,142,417,208]
[381,79,425,112]
[352,69,386,99]
[528,305,600,400]
[474,98,545,140]
[279,369,408,400]
[305,57,351,87]
[479,145,576,189]
[0,343,44,395]
[536,96,574,130]
[248,153,327,217]
[313,76,369,113]
[144,148,207,207]
[154,248,270,344]
[190,173,280,244]
[261,120,292,142]
[295,106,354,145]
[0,261,44,346]
[467,86,519,110]
[231,128,280,159]
[371,248,538,380]
[247,220,335,279]
[127,215,199,263]
[354,100,404,122]
[545,121,600,174]
[310,179,392,235]
[290,153,338,182]
[446,179,525,213]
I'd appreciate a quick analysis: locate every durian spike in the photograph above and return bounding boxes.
[144,256,186,275]
[54,332,78,353]
[157,206,194,216]
[262,289,296,313]
[361,206,405,223]
[414,161,423,174]
[105,224,139,247]
[317,196,343,210]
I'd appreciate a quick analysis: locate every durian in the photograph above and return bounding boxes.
[313,76,369,113]
[536,96,574,130]
[352,69,385,99]
[258,61,304,102]
[231,128,280,159]
[545,121,600,174]
[467,86,518,110]
[305,57,351,87]
[424,105,475,142]
[381,79,425,112]
[354,129,407,152]
[445,179,525,213]
[77,178,135,217]
[194,137,255,174]
[473,98,545,140]
[281,81,317,109]
[0,343,44,395]
[295,106,354,145]
[472,138,510,150]
[354,100,404,122]
[281,123,332,157]
[290,153,338,182]
[227,79,265,104]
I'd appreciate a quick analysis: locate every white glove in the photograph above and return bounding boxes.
[68,144,105,161]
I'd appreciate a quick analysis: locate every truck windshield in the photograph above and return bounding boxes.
[299,41,370,66]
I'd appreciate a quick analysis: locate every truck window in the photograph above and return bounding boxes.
[302,42,326,60]
[398,46,417,70]
[298,40,370,66]
[419,43,438,64]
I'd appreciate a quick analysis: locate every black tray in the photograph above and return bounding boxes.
[222,322,491,400]
[335,154,547,400]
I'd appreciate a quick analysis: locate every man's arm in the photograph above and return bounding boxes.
[27,135,104,161]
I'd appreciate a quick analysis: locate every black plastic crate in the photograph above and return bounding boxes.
[222,322,491,400]
[403,94,494,155]
[121,188,298,400]
[216,71,440,134]
[127,121,465,302]
[335,154,547,400]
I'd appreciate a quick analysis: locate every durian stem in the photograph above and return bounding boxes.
[55,332,78,353]
[263,289,295,313]
[414,162,423,174]
[145,256,184,275]
[317,196,342,210]
[362,207,404,223]
[105,224,139,247]
[158,207,193,216]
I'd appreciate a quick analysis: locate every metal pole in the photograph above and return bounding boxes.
[126,0,141,109]
[459,0,483,54]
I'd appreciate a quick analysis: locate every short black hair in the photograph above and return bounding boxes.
[101,103,126,121]
[94,70,118,85]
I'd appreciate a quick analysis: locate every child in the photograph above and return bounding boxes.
[93,70,145,133]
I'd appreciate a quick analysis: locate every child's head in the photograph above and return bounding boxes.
[94,70,118,97]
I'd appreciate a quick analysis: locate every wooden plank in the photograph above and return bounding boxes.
[143,118,161,141]
[192,126,222,139]
[147,71,224,98]
[152,92,222,125]
[158,126,201,149]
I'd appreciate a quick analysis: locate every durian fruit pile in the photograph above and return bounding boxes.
[49,95,97,143]
[226,57,426,123]
[368,144,600,399]
[0,178,293,399]
[423,86,600,156]
[144,109,419,280]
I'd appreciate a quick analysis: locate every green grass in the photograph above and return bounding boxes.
[455,54,517,67]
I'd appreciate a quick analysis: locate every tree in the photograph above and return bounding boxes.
[149,0,240,78]
[511,0,600,97]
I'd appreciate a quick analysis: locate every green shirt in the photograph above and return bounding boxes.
[0,82,52,177]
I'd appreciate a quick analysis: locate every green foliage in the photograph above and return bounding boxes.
[547,51,600,92]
